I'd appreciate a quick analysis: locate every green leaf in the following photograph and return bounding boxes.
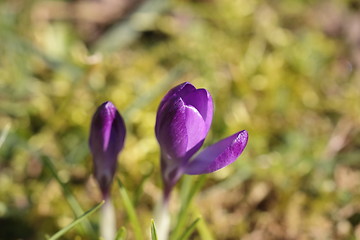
[115,227,127,240]
[117,178,144,240]
[151,219,158,240]
[178,217,201,240]
[42,155,97,237]
[48,201,104,240]
[0,123,10,149]
[196,215,214,240]
[171,175,207,240]
[179,175,192,207]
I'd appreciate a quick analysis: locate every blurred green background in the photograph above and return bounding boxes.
[0,0,360,239]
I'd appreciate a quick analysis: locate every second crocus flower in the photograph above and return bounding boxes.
[155,82,248,200]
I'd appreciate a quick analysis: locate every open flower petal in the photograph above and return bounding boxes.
[182,89,213,133]
[184,130,248,175]
[184,105,206,153]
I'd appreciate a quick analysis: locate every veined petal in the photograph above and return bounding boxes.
[156,98,188,160]
[182,88,213,133]
[184,130,248,175]
[184,105,206,153]
[157,82,196,118]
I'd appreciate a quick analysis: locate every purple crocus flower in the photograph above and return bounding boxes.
[89,101,126,199]
[155,82,248,199]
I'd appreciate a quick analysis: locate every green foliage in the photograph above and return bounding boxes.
[42,155,97,236]
[177,217,201,240]
[115,227,127,240]
[151,219,158,240]
[48,201,104,240]
[171,175,206,240]
[117,178,144,240]
[0,0,359,239]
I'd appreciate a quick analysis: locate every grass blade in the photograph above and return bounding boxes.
[0,123,11,149]
[42,156,96,236]
[171,175,207,240]
[115,227,127,240]
[151,219,158,240]
[48,201,104,240]
[196,214,214,240]
[178,217,201,240]
[117,178,144,240]
[179,175,192,207]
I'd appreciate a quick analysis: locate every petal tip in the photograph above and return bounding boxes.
[184,129,249,175]
[103,101,114,108]
[237,130,249,142]
[102,101,117,112]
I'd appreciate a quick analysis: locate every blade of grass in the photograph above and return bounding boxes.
[171,175,207,240]
[0,123,11,149]
[115,227,127,240]
[177,217,201,240]
[42,156,96,236]
[195,214,214,240]
[48,201,104,240]
[151,219,159,240]
[117,178,144,240]
[179,176,192,207]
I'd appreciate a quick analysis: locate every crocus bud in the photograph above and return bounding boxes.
[155,82,248,198]
[89,101,126,199]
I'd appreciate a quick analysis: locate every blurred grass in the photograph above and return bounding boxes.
[0,0,360,239]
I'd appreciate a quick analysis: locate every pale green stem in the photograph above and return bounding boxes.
[100,198,116,240]
[154,196,170,240]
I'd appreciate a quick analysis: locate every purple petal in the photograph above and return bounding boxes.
[155,82,192,136]
[182,88,213,134]
[156,97,188,160]
[184,105,206,152]
[89,101,126,197]
[89,102,126,156]
[157,82,196,119]
[184,130,248,175]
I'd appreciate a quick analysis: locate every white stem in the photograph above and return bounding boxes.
[100,198,116,240]
[155,198,170,240]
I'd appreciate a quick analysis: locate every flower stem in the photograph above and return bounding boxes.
[155,194,171,240]
[100,197,116,240]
